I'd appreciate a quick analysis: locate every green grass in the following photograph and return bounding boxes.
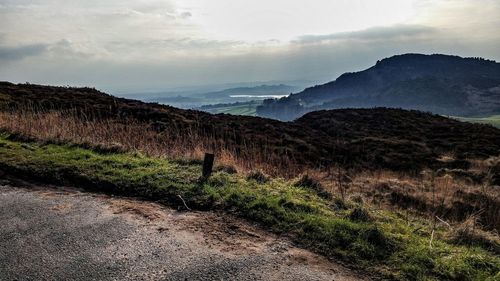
[202,101,260,116]
[453,115,500,128]
[0,133,498,280]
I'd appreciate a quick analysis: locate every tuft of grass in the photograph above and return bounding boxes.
[246,170,270,184]
[0,133,499,280]
[294,174,331,199]
[448,215,500,255]
[349,207,373,222]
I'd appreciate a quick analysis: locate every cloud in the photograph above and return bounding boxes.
[46,39,97,60]
[0,0,499,92]
[180,11,192,19]
[0,43,48,61]
[108,37,243,52]
[0,38,98,62]
[293,25,437,44]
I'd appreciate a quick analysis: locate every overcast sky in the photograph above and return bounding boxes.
[1,0,499,93]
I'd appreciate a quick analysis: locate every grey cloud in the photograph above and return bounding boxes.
[108,37,244,52]
[0,1,40,11]
[0,1,499,93]
[0,43,47,61]
[0,39,93,62]
[0,35,478,92]
[180,11,192,18]
[47,39,94,59]
[294,25,437,44]
[1,22,499,93]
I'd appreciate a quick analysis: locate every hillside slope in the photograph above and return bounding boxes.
[0,134,499,281]
[1,82,500,173]
[257,54,500,120]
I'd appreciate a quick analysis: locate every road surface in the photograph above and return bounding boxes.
[0,178,366,281]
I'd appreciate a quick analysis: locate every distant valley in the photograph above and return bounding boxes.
[119,84,303,110]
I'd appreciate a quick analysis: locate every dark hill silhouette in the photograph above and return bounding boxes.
[1,82,499,173]
[257,54,500,120]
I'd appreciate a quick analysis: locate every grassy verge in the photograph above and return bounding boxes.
[0,133,498,280]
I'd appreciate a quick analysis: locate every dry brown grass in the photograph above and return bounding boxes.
[345,169,500,232]
[447,214,500,254]
[0,109,293,176]
[2,108,499,233]
[287,167,500,232]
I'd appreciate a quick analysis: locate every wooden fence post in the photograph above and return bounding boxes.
[202,153,215,179]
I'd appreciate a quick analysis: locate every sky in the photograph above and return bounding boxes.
[0,0,499,93]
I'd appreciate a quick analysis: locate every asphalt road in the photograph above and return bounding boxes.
[0,179,366,281]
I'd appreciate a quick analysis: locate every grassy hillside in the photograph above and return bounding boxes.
[1,82,500,280]
[0,133,498,280]
[2,82,500,175]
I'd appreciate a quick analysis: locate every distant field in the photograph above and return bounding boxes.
[454,115,500,128]
[200,101,261,116]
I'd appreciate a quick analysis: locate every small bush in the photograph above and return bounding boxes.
[294,174,330,199]
[349,207,373,222]
[246,170,269,183]
[207,172,232,187]
[332,197,350,210]
[350,194,364,204]
[214,164,238,174]
[449,216,500,255]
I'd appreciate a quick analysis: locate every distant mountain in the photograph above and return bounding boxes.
[257,54,500,120]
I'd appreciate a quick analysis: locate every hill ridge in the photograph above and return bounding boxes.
[1,81,499,174]
[256,53,500,120]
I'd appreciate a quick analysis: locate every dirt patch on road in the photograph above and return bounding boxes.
[49,202,73,213]
[109,199,166,221]
[103,194,364,279]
